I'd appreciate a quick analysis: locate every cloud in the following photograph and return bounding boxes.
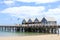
[3,0,15,6]
[0,0,59,8]
[1,6,60,18]
[2,0,60,5]
[44,6,60,16]
[1,6,60,19]
[16,0,60,3]
[1,6,45,18]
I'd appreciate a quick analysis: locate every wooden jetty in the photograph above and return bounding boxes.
[0,17,59,34]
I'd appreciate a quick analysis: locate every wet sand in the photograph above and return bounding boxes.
[0,34,60,40]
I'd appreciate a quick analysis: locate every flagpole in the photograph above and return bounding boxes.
[17,18,20,25]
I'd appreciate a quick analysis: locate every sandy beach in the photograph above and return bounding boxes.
[0,34,60,40]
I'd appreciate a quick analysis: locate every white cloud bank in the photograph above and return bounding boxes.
[45,7,60,15]
[1,0,59,7]
[16,0,60,3]
[3,0,14,6]
[1,6,60,19]
[1,6,45,18]
[2,0,60,5]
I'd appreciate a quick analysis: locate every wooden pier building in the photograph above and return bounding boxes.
[0,17,58,34]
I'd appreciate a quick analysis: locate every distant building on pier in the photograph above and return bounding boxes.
[0,17,58,34]
[22,17,57,25]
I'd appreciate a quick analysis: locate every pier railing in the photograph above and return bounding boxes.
[22,24,57,28]
[0,24,58,28]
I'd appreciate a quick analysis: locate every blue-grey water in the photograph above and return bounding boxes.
[0,28,60,36]
[0,31,23,36]
[0,31,42,36]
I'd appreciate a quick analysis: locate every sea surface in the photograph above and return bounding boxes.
[0,28,60,36]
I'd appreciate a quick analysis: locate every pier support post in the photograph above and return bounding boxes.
[20,27,22,32]
[6,27,7,32]
[11,28,12,32]
[13,27,16,32]
[51,28,53,34]
[49,28,52,34]
[55,28,57,34]
[22,27,25,32]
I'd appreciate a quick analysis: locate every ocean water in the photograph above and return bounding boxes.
[0,31,41,36]
[0,28,60,36]
[0,31,17,36]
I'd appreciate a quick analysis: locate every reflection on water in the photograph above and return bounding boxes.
[0,31,16,36]
[0,31,44,36]
[0,28,60,36]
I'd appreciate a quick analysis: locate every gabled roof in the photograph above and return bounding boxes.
[28,18,32,23]
[22,19,26,23]
[22,17,56,22]
[24,18,29,22]
[41,17,47,22]
[34,18,39,22]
